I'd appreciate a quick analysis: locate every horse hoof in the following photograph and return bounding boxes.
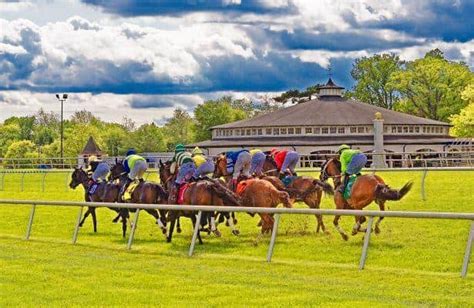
[233,219,238,225]
[166,238,171,243]
[374,227,380,235]
[341,233,349,241]
[213,230,222,237]
[351,229,358,236]
[161,228,167,235]
[177,228,182,234]
[323,230,331,235]
[232,230,240,236]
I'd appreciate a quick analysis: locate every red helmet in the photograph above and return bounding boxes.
[270,148,278,156]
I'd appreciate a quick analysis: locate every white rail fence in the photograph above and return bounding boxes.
[1,167,473,202]
[0,199,472,278]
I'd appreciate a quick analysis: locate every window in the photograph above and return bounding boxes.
[358,127,365,133]
[351,127,357,133]
[305,127,312,134]
[366,126,372,133]
[322,127,329,134]
[235,129,240,136]
[403,126,408,133]
[257,129,263,135]
[266,128,272,135]
[415,127,420,133]
[422,127,427,133]
[273,128,279,135]
[409,126,414,133]
[280,128,287,135]
[251,128,257,135]
[295,127,301,134]
[246,129,251,136]
[338,127,345,134]
[391,126,397,133]
[330,127,336,134]
[314,127,320,134]
[288,127,294,134]
[397,126,402,133]
[383,126,388,133]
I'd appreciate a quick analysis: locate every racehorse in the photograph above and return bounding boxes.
[109,162,169,237]
[69,167,124,233]
[158,160,241,244]
[260,155,334,233]
[234,177,292,233]
[320,157,413,240]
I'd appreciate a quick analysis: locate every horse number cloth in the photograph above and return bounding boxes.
[178,183,190,204]
[123,180,140,201]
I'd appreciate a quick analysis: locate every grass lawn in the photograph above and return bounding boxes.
[0,170,473,306]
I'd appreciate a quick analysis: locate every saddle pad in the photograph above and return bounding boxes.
[281,176,297,187]
[178,183,190,204]
[88,181,98,195]
[343,175,358,200]
[124,181,139,201]
[236,180,250,196]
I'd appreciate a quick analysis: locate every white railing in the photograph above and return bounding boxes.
[0,199,472,278]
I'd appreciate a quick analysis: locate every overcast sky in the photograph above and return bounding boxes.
[1,0,473,125]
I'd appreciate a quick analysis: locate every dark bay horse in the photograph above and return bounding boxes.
[261,156,335,233]
[159,160,241,243]
[109,162,169,237]
[69,167,123,233]
[320,158,413,240]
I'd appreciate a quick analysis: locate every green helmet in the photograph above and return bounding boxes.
[192,147,203,156]
[175,143,185,153]
[337,144,350,153]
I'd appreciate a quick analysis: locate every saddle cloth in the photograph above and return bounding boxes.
[123,181,140,201]
[178,183,191,204]
[343,175,358,200]
[236,180,251,196]
[281,176,297,187]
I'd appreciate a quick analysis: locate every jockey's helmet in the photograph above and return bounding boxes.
[270,148,278,156]
[192,147,203,156]
[337,144,350,154]
[88,155,98,163]
[126,149,136,156]
[175,144,185,153]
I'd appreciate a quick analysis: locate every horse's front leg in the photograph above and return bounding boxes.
[90,207,98,233]
[226,212,239,236]
[167,213,176,243]
[210,213,221,237]
[79,207,92,227]
[374,201,385,234]
[120,208,128,238]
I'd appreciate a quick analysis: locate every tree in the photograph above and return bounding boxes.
[133,123,166,153]
[0,123,21,157]
[102,124,127,156]
[63,124,103,157]
[389,50,473,121]
[162,108,195,150]
[450,83,474,137]
[349,53,402,109]
[194,97,247,141]
[4,116,36,141]
[71,110,101,126]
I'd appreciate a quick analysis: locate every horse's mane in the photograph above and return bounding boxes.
[265,155,278,168]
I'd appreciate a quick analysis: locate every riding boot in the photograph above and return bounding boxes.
[139,178,145,183]
[120,178,132,201]
[293,171,298,177]
[278,172,286,180]
[338,174,350,194]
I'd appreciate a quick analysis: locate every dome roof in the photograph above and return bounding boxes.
[212,97,449,129]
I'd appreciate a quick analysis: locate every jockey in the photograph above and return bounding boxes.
[337,144,368,194]
[86,155,110,194]
[169,144,196,203]
[225,149,251,190]
[120,149,147,201]
[191,146,214,180]
[249,148,266,176]
[270,148,299,178]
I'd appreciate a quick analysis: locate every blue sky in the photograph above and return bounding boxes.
[0,0,473,124]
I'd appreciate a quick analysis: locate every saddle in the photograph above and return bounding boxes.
[88,180,98,195]
[123,180,140,201]
[343,175,359,200]
[178,183,191,204]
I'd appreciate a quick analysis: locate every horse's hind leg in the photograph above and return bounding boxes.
[167,214,176,243]
[306,196,326,234]
[176,217,182,233]
[91,207,98,233]
[374,201,385,234]
[191,215,203,245]
[112,210,121,223]
[120,209,128,238]
[333,214,348,241]
[79,207,92,227]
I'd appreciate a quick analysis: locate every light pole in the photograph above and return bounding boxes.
[55,93,68,164]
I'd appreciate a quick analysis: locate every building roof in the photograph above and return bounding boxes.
[212,97,449,129]
[81,136,103,155]
[190,135,454,148]
[319,78,344,89]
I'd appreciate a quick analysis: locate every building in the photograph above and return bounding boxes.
[78,136,105,167]
[191,78,472,166]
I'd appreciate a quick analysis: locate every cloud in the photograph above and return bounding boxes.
[129,94,202,110]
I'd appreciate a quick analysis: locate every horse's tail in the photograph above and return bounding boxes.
[207,179,241,207]
[375,181,413,201]
[313,179,334,196]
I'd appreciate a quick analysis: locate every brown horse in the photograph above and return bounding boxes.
[69,167,123,233]
[235,178,292,233]
[320,158,413,240]
[261,155,334,233]
[159,160,241,244]
[109,162,169,237]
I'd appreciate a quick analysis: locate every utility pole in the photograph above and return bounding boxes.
[55,93,68,166]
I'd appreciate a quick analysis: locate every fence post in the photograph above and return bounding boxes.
[65,171,71,192]
[20,172,26,192]
[267,214,281,262]
[0,173,5,191]
[127,209,141,250]
[359,216,374,270]
[461,221,474,278]
[41,172,47,192]
[188,211,203,257]
[25,204,36,240]
[72,206,83,244]
[421,169,428,201]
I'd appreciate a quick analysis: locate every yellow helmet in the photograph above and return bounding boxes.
[192,147,204,156]
[337,144,350,154]
[88,155,98,163]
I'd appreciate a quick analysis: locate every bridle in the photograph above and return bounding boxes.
[320,158,342,181]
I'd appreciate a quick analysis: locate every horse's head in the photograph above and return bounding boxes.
[213,153,228,178]
[70,167,87,189]
[159,160,173,187]
[320,157,341,186]
[263,155,279,176]
[108,161,125,181]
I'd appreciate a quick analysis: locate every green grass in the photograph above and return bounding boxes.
[0,170,473,307]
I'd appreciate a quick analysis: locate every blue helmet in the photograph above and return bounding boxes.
[126,149,137,156]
